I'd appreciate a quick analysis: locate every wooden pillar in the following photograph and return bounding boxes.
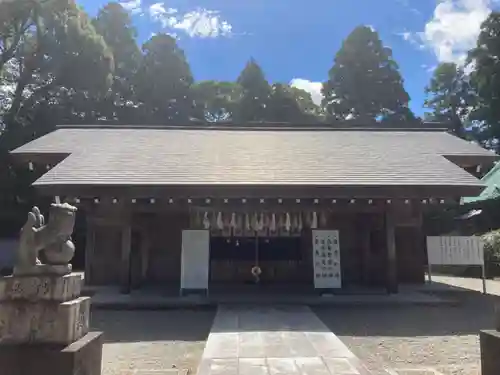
[84,218,95,285]
[140,231,150,284]
[120,219,132,294]
[360,223,372,285]
[385,211,398,294]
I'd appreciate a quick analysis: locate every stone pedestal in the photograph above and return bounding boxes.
[480,330,500,375]
[0,331,103,375]
[495,303,500,331]
[0,273,103,375]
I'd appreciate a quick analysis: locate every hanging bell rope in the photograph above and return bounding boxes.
[216,212,223,230]
[252,213,259,232]
[258,213,265,231]
[311,211,318,229]
[245,213,251,232]
[270,213,276,232]
[202,212,210,230]
[292,213,299,232]
[285,212,291,232]
[230,212,236,229]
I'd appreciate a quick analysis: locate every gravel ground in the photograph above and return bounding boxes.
[315,292,498,375]
[87,288,498,375]
[90,309,215,375]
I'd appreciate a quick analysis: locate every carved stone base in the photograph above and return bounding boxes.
[481,330,500,375]
[0,273,83,302]
[0,297,90,345]
[0,331,103,375]
[14,264,72,277]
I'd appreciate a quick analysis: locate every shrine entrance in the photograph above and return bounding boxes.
[209,235,311,287]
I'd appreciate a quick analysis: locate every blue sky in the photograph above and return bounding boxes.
[78,0,499,116]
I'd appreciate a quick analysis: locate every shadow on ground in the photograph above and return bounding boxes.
[316,288,497,337]
[90,309,216,343]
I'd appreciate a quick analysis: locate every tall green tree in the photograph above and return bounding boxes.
[424,62,475,138]
[469,12,500,149]
[92,2,141,121]
[288,86,324,122]
[192,80,242,122]
[0,0,114,127]
[322,25,413,123]
[267,83,307,123]
[0,0,114,229]
[235,58,272,122]
[134,33,199,124]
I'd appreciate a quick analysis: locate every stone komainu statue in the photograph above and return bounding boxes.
[14,203,77,276]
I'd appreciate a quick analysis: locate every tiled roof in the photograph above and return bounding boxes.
[10,127,495,188]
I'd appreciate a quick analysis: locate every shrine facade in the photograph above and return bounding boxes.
[10,123,497,294]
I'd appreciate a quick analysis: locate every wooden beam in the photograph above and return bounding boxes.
[120,219,132,294]
[33,183,484,200]
[84,219,95,285]
[356,216,372,286]
[385,211,398,294]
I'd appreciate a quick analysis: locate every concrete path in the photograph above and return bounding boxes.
[196,305,372,375]
[428,274,498,295]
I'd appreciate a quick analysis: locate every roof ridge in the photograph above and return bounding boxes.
[55,123,450,132]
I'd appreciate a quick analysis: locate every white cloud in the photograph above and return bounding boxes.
[149,3,178,28]
[149,3,232,38]
[173,9,232,38]
[290,79,323,106]
[119,0,143,15]
[418,0,494,64]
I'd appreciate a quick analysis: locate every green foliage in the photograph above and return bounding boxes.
[482,230,500,262]
[93,2,140,77]
[424,63,476,138]
[268,83,307,123]
[322,25,414,123]
[91,2,141,122]
[469,12,500,148]
[192,80,243,122]
[134,33,199,124]
[0,0,114,127]
[288,86,324,120]
[235,58,272,122]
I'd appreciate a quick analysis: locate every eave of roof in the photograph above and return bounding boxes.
[51,121,452,132]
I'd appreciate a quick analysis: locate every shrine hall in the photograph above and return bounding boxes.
[9,123,497,294]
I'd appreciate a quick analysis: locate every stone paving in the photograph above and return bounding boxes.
[428,275,500,295]
[196,305,372,375]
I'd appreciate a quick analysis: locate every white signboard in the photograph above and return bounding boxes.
[426,236,484,266]
[312,230,341,289]
[181,230,210,291]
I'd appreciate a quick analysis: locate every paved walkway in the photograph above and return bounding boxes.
[196,305,372,375]
[429,274,498,295]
